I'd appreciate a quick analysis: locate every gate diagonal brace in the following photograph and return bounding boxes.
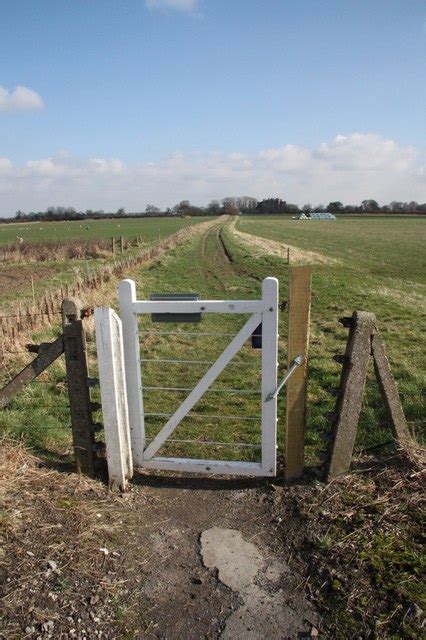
[325,311,412,480]
[0,337,64,409]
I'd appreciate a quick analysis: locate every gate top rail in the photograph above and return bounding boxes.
[132,299,264,314]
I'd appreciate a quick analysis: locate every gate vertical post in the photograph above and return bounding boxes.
[62,299,96,477]
[119,279,145,466]
[285,266,312,481]
[95,307,133,490]
[261,277,279,475]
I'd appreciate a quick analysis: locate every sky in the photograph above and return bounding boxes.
[0,0,425,215]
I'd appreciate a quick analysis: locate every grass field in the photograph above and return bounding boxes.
[2,215,424,461]
[0,215,209,244]
[235,216,426,447]
[0,216,209,314]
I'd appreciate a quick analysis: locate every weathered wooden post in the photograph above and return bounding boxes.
[62,299,96,477]
[111,237,115,254]
[325,312,411,479]
[285,266,312,481]
[31,275,36,304]
[120,236,124,253]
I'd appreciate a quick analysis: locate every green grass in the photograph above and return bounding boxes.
[1,215,424,464]
[238,215,426,284]
[0,216,209,244]
[235,215,426,451]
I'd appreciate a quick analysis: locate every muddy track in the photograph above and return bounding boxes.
[198,223,234,289]
[219,223,262,283]
[216,225,233,263]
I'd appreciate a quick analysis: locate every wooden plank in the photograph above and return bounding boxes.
[285,266,312,481]
[261,277,279,476]
[0,337,64,409]
[62,299,95,477]
[143,313,262,461]
[119,279,145,466]
[371,329,411,448]
[95,307,133,491]
[326,311,374,479]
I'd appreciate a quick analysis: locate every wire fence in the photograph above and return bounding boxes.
[0,223,208,357]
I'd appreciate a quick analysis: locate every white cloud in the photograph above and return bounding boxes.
[89,158,125,174]
[0,158,12,173]
[0,85,44,112]
[145,0,198,11]
[0,134,424,215]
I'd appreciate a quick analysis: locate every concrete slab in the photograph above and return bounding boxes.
[200,527,264,592]
[200,526,320,638]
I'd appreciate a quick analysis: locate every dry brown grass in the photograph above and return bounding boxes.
[0,238,118,263]
[0,439,133,639]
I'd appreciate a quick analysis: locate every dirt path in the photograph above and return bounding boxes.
[2,447,324,639]
[116,472,322,639]
[118,226,322,638]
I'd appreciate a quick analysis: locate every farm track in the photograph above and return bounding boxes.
[199,220,262,288]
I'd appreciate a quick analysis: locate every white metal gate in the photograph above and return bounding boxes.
[96,277,279,482]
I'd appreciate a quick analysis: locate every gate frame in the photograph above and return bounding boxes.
[118,277,279,477]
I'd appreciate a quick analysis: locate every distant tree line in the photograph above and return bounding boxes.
[1,197,425,223]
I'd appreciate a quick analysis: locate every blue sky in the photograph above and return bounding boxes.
[0,0,425,214]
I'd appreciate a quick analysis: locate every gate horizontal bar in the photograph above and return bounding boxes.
[139,330,238,337]
[147,438,261,449]
[144,412,260,421]
[140,458,267,476]
[133,300,265,314]
[143,385,260,394]
[140,358,258,367]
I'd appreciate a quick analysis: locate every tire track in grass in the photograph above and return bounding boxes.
[199,219,262,287]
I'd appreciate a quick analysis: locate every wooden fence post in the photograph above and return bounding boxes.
[325,311,411,479]
[62,299,96,477]
[120,236,124,253]
[111,237,115,254]
[285,266,312,481]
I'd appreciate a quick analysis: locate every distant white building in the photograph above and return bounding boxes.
[294,212,336,220]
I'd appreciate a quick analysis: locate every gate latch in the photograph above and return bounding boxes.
[266,354,304,401]
[150,293,201,323]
